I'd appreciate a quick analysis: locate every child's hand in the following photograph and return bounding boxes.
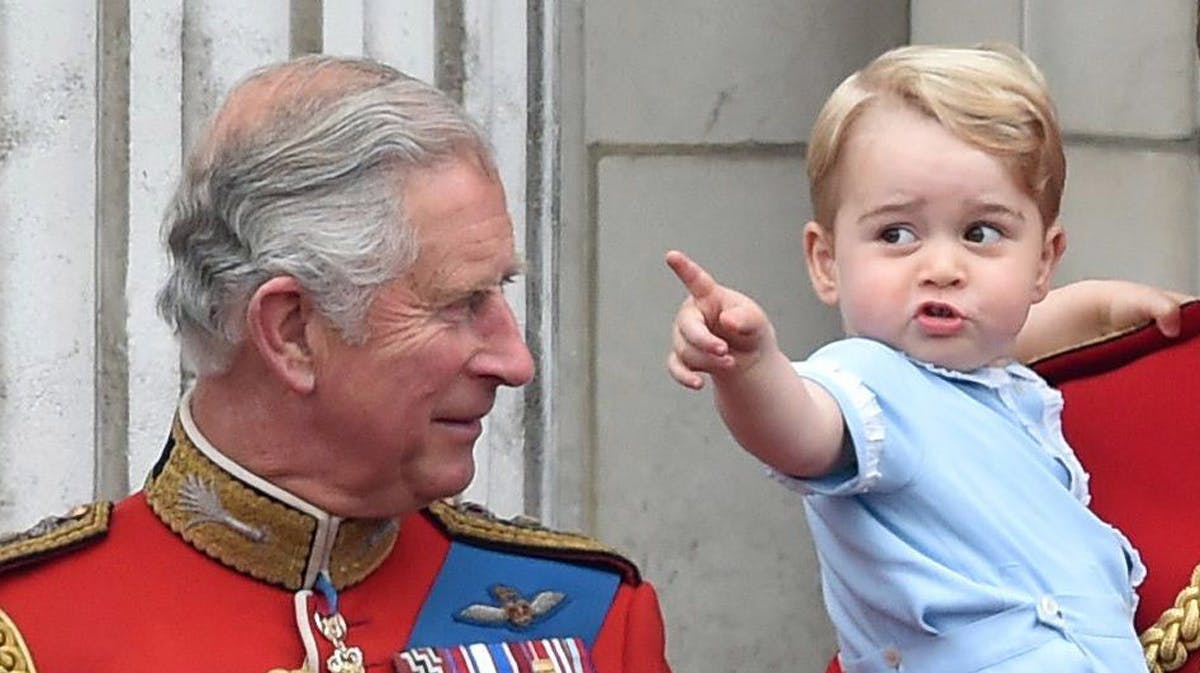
[1097,280,1192,338]
[1020,280,1194,361]
[665,250,776,390]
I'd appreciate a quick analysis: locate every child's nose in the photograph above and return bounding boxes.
[918,243,965,288]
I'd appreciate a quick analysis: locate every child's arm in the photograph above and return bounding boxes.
[1016,279,1192,362]
[666,250,847,477]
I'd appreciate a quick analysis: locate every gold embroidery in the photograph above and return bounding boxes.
[428,500,616,552]
[0,503,110,572]
[145,421,398,591]
[328,518,397,588]
[426,500,639,583]
[0,608,37,673]
[1141,563,1200,672]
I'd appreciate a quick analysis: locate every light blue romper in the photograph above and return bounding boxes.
[776,338,1145,673]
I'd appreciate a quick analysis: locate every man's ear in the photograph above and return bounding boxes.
[1033,223,1067,302]
[804,220,839,306]
[244,276,317,394]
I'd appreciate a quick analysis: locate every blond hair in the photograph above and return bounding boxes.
[807,43,1065,228]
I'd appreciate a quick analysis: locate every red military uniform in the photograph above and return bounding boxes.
[0,416,671,673]
[825,300,1200,673]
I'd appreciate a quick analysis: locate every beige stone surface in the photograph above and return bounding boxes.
[911,0,1023,44]
[1057,144,1198,292]
[594,155,840,671]
[1027,0,1198,138]
[585,0,908,144]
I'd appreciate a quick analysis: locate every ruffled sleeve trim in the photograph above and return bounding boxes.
[1030,372,1092,505]
[997,362,1145,597]
[770,358,886,496]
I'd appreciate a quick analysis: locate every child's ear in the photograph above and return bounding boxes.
[804,221,839,306]
[1034,223,1067,301]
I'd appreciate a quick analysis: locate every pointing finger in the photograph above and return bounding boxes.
[665,250,720,302]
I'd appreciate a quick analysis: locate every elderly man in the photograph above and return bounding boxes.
[0,56,671,672]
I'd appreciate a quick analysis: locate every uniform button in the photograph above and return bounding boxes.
[883,647,902,668]
[1037,595,1064,626]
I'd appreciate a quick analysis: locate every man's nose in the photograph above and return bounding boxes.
[472,293,535,387]
[918,242,965,288]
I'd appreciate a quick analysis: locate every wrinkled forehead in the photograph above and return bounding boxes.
[401,160,519,290]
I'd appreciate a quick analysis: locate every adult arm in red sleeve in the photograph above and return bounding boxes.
[592,581,672,673]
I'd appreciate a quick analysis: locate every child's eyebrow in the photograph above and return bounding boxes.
[966,201,1027,221]
[856,199,1028,223]
[857,199,923,222]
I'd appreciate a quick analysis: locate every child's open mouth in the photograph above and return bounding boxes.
[916,302,965,335]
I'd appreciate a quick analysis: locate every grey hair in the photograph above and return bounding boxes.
[157,55,495,375]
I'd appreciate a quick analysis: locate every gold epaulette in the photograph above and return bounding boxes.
[426,500,641,585]
[0,607,37,672]
[0,502,111,575]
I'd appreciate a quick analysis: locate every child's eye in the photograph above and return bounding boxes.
[879,226,916,245]
[964,223,1003,245]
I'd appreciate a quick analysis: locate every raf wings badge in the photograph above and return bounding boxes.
[456,584,567,630]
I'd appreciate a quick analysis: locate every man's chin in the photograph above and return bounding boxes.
[422,464,476,503]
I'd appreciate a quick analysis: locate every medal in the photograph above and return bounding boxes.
[313,571,365,673]
[314,611,365,673]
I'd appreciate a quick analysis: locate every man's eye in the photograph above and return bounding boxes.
[444,277,518,320]
[468,291,491,310]
[880,226,916,245]
[965,223,1003,244]
[449,292,486,314]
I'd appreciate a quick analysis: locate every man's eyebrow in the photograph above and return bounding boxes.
[456,259,526,296]
[500,258,527,282]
